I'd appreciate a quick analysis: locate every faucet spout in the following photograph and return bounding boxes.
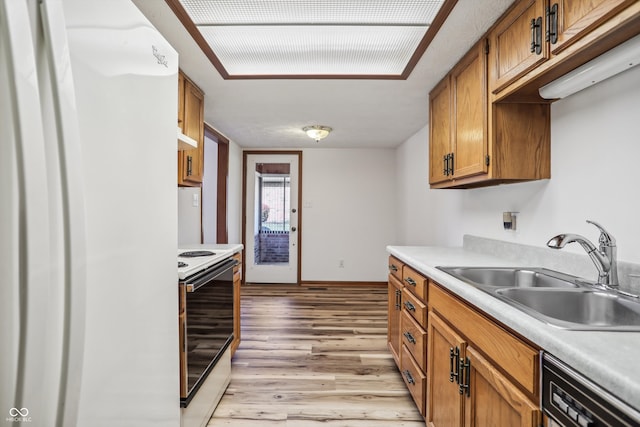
[546,221,618,288]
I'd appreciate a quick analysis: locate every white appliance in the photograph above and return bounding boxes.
[1,1,180,426]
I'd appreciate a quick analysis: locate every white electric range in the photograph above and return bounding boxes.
[177,248,236,280]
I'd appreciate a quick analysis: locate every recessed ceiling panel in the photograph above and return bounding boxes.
[174,0,449,78]
[180,0,444,25]
[198,25,426,75]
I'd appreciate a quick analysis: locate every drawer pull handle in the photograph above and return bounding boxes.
[404,277,416,287]
[403,369,415,385]
[546,3,558,44]
[404,301,416,312]
[389,264,398,272]
[459,357,471,396]
[449,347,460,383]
[403,331,416,344]
[530,17,542,55]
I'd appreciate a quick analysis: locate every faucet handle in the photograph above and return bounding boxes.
[586,220,616,246]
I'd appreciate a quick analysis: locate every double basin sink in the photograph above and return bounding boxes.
[437,267,640,331]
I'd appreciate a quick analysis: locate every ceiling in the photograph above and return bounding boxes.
[133,0,515,149]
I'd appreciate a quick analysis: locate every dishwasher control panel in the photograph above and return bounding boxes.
[542,353,640,427]
[549,382,595,427]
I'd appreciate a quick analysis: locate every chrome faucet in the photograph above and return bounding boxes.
[547,220,619,288]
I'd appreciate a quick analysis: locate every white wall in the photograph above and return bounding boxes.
[301,148,397,282]
[395,65,640,264]
[227,140,243,244]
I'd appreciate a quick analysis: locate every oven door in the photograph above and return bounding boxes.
[179,258,237,407]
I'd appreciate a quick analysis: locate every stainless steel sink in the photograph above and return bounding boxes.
[438,267,581,289]
[437,266,640,331]
[496,288,640,331]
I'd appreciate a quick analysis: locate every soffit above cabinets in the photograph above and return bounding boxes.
[166,0,456,79]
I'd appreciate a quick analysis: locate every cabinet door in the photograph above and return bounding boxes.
[179,79,204,185]
[178,71,185,131]
[464,346,541,427]
[490,0,548,93]
[388,275,403,366]
[427,312,466,427]
[451,41,488,179]
[550,0,635,54]
[429,77,451,185]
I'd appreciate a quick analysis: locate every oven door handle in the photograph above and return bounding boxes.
[185,258,238,292]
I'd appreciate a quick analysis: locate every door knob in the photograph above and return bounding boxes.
[292,208,297,213]
[291,227,297,232]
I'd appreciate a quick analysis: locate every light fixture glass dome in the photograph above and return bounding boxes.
[303,125,332,142]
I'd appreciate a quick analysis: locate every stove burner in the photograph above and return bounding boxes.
[179,251,216,258]
[178,261,188,268]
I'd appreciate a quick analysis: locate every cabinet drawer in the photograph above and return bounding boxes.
[400,344,426,416]
[388,256,404,281]
[401,310,427,372]
[402,287,427,329]
[402,265,428,301]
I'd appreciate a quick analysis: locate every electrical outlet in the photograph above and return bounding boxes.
[339,260,344,268]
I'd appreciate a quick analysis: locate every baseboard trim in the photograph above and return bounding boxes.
[300,281,386,287]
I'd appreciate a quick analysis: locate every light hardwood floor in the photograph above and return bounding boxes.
[208,284,424,426]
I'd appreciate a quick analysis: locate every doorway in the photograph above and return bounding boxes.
[243,152,301,284]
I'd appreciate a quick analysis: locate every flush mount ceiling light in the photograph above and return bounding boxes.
[303,125,332,142]
[167,0,454,79]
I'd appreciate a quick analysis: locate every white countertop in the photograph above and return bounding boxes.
[387,245,640,410]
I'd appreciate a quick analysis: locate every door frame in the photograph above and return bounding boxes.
[242,150,302,284]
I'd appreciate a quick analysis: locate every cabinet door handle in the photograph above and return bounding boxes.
[404,277,416,287]
[403,301,416,312]
[403,331,416,344]
[546,3,558,44]
[186,155,193,176]
[395,289,402,310]
[403,369,415,385]
[530,17,542,54]
[449,152,454,175]
[459,356,471,396]
[449,346,460,383]
[443,154,449,176]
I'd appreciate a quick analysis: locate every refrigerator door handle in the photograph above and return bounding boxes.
[40,1,88,425]
[0,0,58,423]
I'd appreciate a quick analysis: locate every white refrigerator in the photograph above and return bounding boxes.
[1,1,180,426]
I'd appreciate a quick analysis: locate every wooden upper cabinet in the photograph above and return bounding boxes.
[489,0,548,94]
[429,39,549,189]
[178,74,205,186]
[429,40,488,186]
[429,77,451,185]
[549,0,636,54]
[451,41,488,179]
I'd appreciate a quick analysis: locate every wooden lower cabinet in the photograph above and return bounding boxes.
[427,312,465,427]
[465,346,541,427]
[387,274,403,365]
[426,284,541,427]
[427,312,541,427]
[387,257,542,425]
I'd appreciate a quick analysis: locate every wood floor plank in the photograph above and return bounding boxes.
[207,285,423,426]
